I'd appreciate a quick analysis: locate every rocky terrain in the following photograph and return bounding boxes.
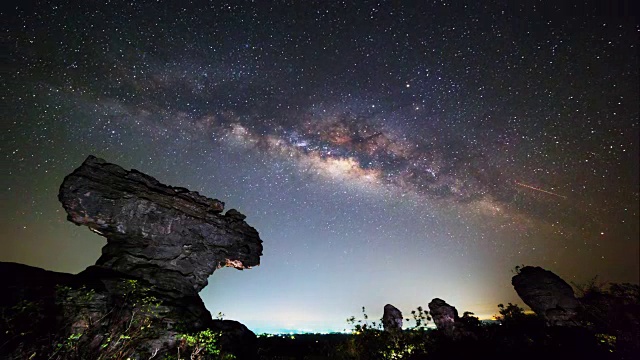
[1,155,263,359]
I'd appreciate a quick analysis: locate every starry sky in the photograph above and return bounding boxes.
[2,1,638,333]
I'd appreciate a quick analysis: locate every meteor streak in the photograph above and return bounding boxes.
[515,181,567,199]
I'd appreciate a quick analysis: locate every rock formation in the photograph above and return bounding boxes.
[427,298,480,340]
[1,155,263,359]
[58,155,262,297]
[382,304,403,332]
[428,298,459,336]
[512,266,580,326]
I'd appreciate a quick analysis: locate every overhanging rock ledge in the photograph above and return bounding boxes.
[58,155,263,297]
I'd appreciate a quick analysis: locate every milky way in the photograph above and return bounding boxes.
[3,1,638,333]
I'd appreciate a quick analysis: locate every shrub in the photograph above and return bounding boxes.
[49,280,163,359]
[177,329,235,360]
[339,306,430,360]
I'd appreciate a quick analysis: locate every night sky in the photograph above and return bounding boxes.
[2,1,638,333]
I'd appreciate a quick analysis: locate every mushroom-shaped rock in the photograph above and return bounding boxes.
[382,304,403,332]
[1,156,263,359]
[428,298,459,336]
[58,155,263,296]
[512,266,580,326]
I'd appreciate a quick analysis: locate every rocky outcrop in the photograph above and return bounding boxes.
[58,155,262,297]
[1,156,263,359]
[382,304,403,332]
[512,266,580,326]
[428,298,459,336]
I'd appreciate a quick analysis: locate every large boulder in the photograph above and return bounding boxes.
[1,155,263,359]
[382,304,403,332]
[512,266,580,326]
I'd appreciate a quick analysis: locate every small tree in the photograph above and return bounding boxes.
[407,306,431,331]
[495,303,526,324]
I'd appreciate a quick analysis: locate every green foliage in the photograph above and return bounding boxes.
[52,332,83,358]
[177,329,235,360]
[595,333,617,353]
[3,279,244,359]
[57,284,96,304]
[341,307,430,360]
[47,279,164,360]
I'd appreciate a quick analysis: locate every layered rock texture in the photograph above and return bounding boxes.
[512,266,580,326]
[1,156,263,359]
[58,155,262,296]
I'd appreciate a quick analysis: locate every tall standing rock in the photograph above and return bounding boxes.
[512,266,580,326]
[428,298,459,336]
[382,304,403,332]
